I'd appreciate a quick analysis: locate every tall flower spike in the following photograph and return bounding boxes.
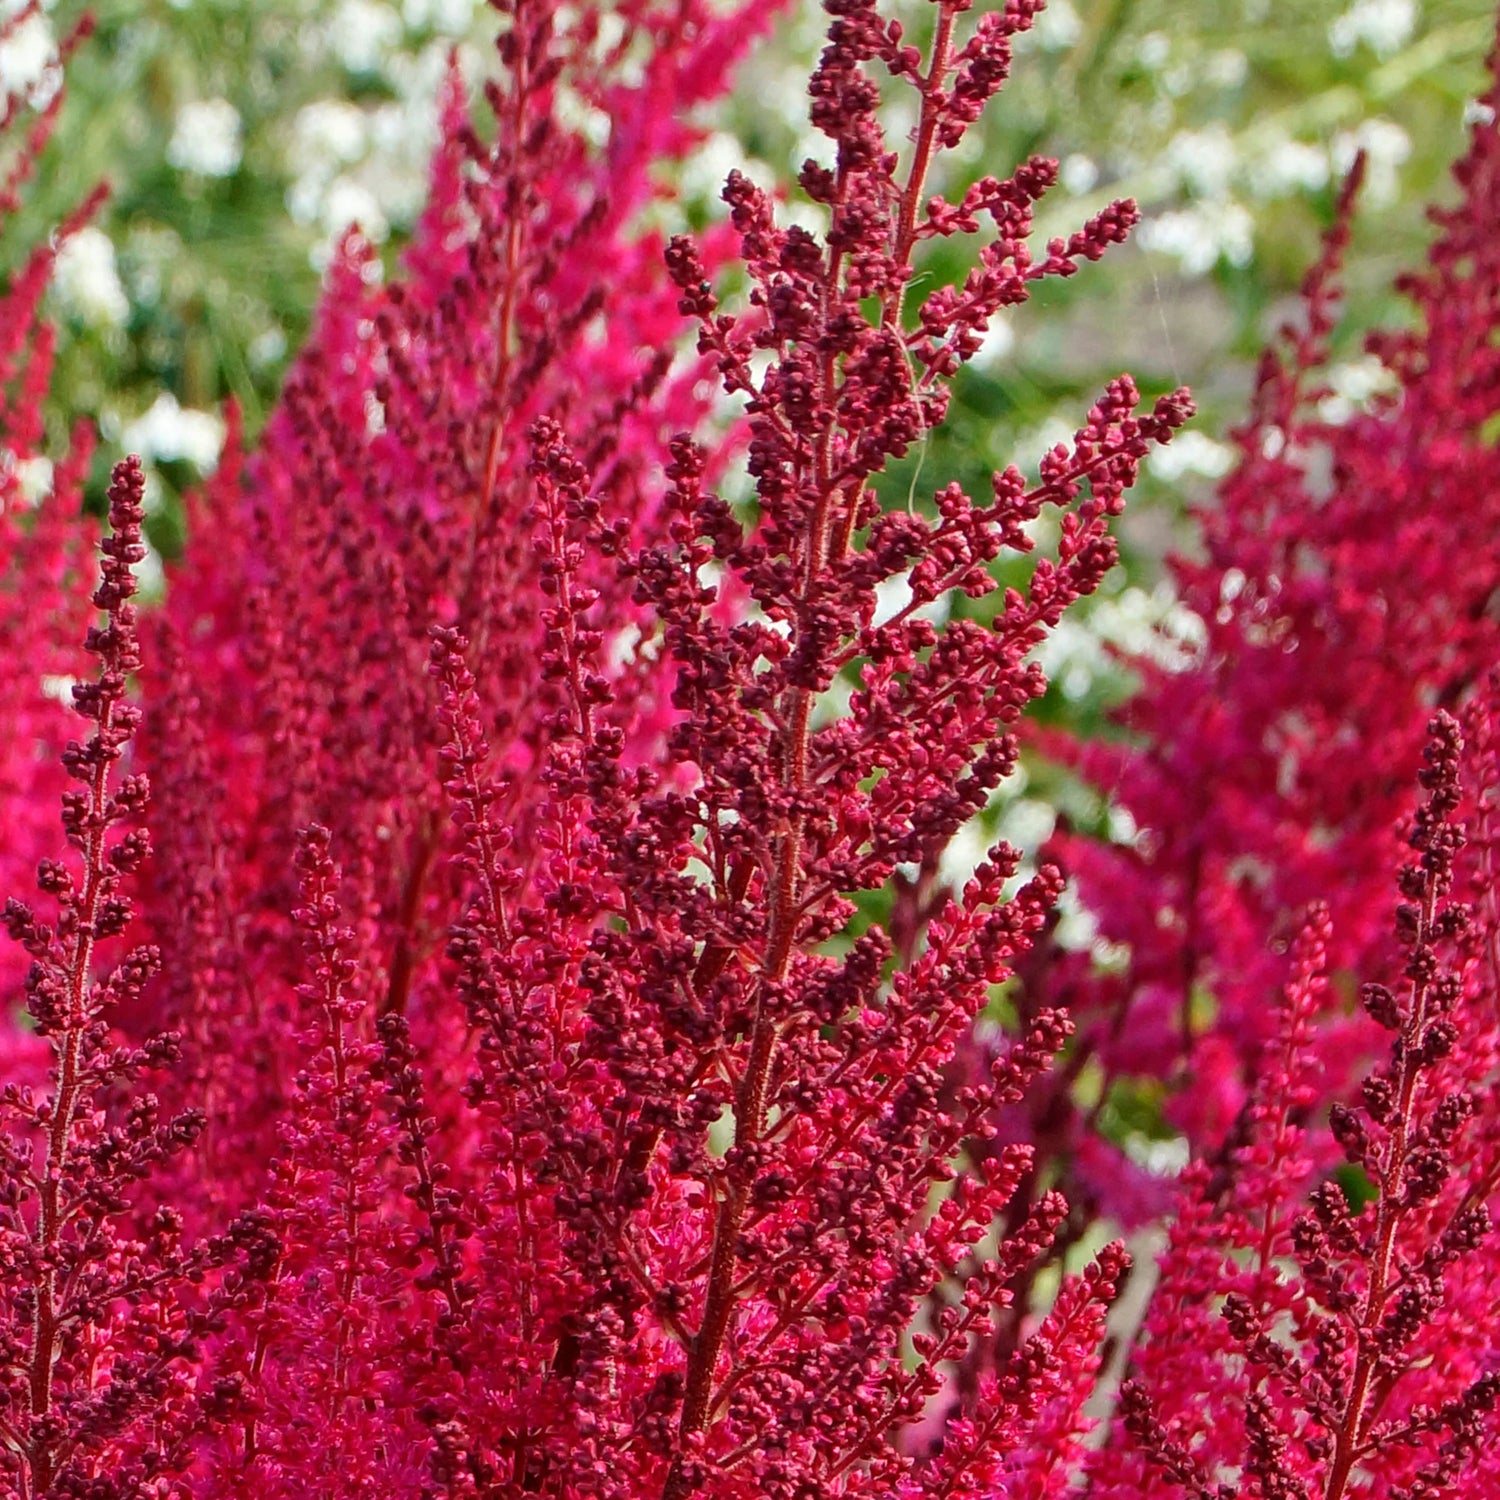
[1102,713,1500,1498]
[1046,51,1500,1247]
[6,2,1200,1492]
[0,458,208,1494]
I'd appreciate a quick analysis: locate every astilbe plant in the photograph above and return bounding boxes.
[28,0,1500,1492]
[984,27,1500,1496]
[1049,47,1500,1188]
[0,33,219,1494]
[931,38,1500,1323]
[0,4,100,1010]
[1098,709,1500,1497]
[0,0,1201,1495]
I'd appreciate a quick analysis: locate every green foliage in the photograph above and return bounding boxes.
[19,0,483,521]
[8,0,1493,753]
[16,0,1493,543]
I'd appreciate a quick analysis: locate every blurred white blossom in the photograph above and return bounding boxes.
[973,316,1015,369]
[1028,0,1081,51]
[1060,153,1099,196]
[1332,117,1411,205]
[0,10,54,100]
[1032,583,1205,702]
[1329,0,1417,60]
[680,130,746,204]
[249,327,288,370]
[1147,429,1237,483]
[292,99,368,171]
[1203,49,1249,89]
[1245,135,1330,198]
[937,781,1055,894]
[133,541,166,599]
[1165,125,1237,199]
[402,0,475,28]
[320,177,390,246]
[122,393,225,472]
[6,454,53,507]
[18,456,52,504]
[168,98,243,177]
[1317,355,1399,423]
[385,35,456,103]
[552,83,611,150]
[52,228,129,329]
[1137,33,1171,71]
[1138,201,1253,275]
[327,0,402,72]
[288,41,453,266]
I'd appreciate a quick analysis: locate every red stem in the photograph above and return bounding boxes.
[1323,891,1436,1500]
[662,14,964,1492]
[27,698,117,1495]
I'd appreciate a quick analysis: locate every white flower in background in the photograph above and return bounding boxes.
[996,798,1058,856]
[386,35,455,105]
[1464,99,1497,128]
[289,101,375,250]
[972,316,1015,369]
[402,0,475,29]
[1032,583,1204,700]
[0,10,54,100]
[1108,804,1139,844]
[1162,64,1197,100]
[680,130,747,205]
[133,542,166,600]
[122,225,181,307]
[122,393,225,472]
[368,97,431,163]
[552,82,610,150]
[286,174,323,229]
[1054,879,1104,952]
[321,177,389,243]
[1138,201,1253,275]
[1014,0,1082,53]
[292,99,368,172]
[1245,134,1330,198]
[52,228,130,329]
[167,98,243,177]
[1147,429,1236,483]
[1032,616,1102,701]
[1137,33,1171,71]
[18,456,53,505]
[1329,0,1417,60]
[1029,0,1081,51]
[289,42,454,266]
[936,778,1055,893]
[1332,117,1411,205]
[1164,125,1237,199]
[1,453,54,508]
[1317,355,1399,422]
[1060,153,1099,196]
[1204,49,1250,89]
[872,573,913,629]
[1017,415,1077,475]
[366,102,433,220]
[326,0,401,72]
[248,327,288,370]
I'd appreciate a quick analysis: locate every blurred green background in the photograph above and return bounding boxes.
[15,0,1491,503]
[7,0,1494,806]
